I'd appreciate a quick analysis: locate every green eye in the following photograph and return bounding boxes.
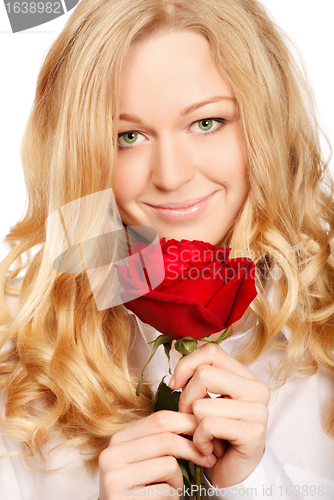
[198,119,213,131]
[122,132,138,144]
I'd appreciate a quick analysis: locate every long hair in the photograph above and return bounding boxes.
[1,0,333,470]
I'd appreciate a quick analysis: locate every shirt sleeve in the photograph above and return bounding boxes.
[0,431,100,500]
[200,444,305,500]
[0,434,24,500]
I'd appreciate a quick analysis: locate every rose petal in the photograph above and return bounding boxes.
[117,239,257,341]
[206,260,257,326]
[157,264,229,307]
[120,290,225,339]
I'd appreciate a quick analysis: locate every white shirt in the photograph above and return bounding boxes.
[1,285,334,500]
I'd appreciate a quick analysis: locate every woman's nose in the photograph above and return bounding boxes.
[150,135,195,191]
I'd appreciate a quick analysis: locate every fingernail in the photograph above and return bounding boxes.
[208,454,217,465]
[169,375,175,389]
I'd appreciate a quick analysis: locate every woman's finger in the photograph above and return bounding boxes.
[119,484,180,500]
[212,437,227,458]
[110,410,197,445]
[192,397,269,424]
[102,457,184,493]
[102,432,218,470]
[192,417,267,457]
[178,365,270,413]
[170,343,256,390]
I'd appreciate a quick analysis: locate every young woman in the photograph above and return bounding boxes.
[0,1,333,499]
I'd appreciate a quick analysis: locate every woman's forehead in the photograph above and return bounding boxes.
[119,30,235,117]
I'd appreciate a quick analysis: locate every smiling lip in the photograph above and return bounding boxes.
[147,191,217,221]
[150,193,215,209]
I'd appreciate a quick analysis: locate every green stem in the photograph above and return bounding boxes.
[190,329,230,498]
[194,464,202,500]
[200,327,230,344]
[179,345,202,500]
[175,330,230,496]
[136,335,173,396]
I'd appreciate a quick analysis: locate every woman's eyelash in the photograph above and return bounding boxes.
[117,117,227,149]
[192,117,226,136]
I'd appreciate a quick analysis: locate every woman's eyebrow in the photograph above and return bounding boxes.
[180,95,236,117]
[119,95,235,125]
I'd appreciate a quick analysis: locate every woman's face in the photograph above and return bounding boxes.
[115,30,248,245]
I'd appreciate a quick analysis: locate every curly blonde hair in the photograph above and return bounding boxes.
[1,0,333,470]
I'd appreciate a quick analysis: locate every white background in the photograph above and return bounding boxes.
[0,1,333,261]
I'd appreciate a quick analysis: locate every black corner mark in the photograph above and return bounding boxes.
[3,0,80,33]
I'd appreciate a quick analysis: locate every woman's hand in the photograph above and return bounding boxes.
[169,343,270,488]
[98,410,217,499]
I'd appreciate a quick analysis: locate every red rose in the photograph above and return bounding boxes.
[116,238,257,340]
[158,239,230,286]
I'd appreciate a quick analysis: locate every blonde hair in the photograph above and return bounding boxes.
[1,0,334,470]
